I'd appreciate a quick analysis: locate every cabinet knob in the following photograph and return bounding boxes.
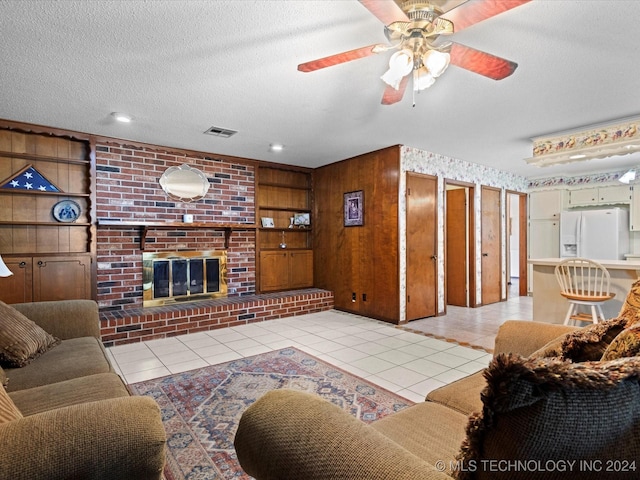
[19,261,26,268]
[37,260,44,266]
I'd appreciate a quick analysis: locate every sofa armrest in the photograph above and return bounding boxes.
[0,396,166,480]
[234,390,451,480]
[12,300,100,340]
[493,320,578,357]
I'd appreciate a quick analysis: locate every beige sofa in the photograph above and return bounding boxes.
[234,319,640,479]
[0,300,166,480]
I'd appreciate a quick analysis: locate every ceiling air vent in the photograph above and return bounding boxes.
[204,126,238,138]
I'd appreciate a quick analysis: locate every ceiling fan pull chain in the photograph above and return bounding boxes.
[412,70,417,107]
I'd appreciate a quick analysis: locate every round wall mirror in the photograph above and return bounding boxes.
[159,164,210,202]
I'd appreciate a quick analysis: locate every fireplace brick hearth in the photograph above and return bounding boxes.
[99,289,334,346]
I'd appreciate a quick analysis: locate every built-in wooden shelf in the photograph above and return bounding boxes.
[0,191,91,197]
[258,182,310,191]
[0,221,91,227]
[0,150,90,166]
[260,206,311,213]
[98,220,256,250]
[258,227,311,232]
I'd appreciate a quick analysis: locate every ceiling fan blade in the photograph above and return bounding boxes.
[441,0,531,32]
[298,44,384,72]
[381,75,409,105]
[358,0,409,25]
[449,42,517,80]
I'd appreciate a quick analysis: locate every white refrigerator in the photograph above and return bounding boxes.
[560,208,629,260]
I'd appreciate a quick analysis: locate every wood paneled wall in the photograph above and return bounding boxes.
[313,146,400,323]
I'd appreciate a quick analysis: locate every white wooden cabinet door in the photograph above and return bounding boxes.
[568,188,598,206]
[599,185,631,204]
[529,190,563,220]
[528,219,560,293]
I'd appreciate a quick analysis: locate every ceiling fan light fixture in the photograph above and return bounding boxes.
[381,49,414,89]
[389,49,414,75]
[423,50,450,78]
[381,69,404,90]
[414,67,435,91]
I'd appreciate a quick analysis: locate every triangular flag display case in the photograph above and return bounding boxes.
[0,164,61,192]
[0,125,94,304]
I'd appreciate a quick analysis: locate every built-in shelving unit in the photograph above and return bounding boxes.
[0,127,95,303]
[256,165,313,292]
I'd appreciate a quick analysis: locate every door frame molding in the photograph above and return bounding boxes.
[506,190,528,297]
[444,179,476,309]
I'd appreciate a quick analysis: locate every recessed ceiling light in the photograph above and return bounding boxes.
[568,154,587,160]
[111,112,133,123]
[270,144,284,152]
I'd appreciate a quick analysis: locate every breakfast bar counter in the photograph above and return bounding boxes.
[528,258,640,323]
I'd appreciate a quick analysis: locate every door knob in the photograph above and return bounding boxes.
[482,253,488,257]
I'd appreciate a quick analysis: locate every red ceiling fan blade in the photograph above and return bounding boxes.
[381,75,409,105]
[298,44,385,72]
[449,42,517,80]
[441,0,531,32]
[358,0,409,25]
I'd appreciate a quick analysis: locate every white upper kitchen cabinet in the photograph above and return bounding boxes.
[529,190,563,220]
[568,185,631,207]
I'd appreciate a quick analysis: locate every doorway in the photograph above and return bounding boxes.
[506,191,528,297]
[444,181,476,308]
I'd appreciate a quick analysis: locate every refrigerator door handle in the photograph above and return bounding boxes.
[577,214,583,257]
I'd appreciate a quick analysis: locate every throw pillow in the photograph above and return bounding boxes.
[601,322,640,361]
[560,316,628,362]
[0,383,22,423]
[617,278,640,324]
[527,332,567,359]
[0,301,60,368]
[456,354,640,480]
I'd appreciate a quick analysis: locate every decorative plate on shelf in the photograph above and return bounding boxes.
[53,199,81,223]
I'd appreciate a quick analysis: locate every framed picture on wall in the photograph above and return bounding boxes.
[344,190,364,227]
[261,217,275,228]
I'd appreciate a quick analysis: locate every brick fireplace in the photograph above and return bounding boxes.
[94,141,333,346]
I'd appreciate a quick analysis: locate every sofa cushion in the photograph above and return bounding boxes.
[9,373,130,416]
[372,401,468,477]
[560,316,628,362]
[4,337,114,392]
[0,366,7,388]
[426,370,485,416]
[0,301,60,368]
[601,322,640,361]
[455,354,640,480]
[0,383,22,423]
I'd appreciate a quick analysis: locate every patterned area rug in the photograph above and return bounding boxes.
[129,347,415,480]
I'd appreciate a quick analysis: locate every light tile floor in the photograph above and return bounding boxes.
[107,289,532,403]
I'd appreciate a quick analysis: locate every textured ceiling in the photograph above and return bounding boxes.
[1,0,640,180]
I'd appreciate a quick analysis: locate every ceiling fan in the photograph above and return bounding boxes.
[298,0,531,105]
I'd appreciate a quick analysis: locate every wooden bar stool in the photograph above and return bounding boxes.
[554,258,615,325]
